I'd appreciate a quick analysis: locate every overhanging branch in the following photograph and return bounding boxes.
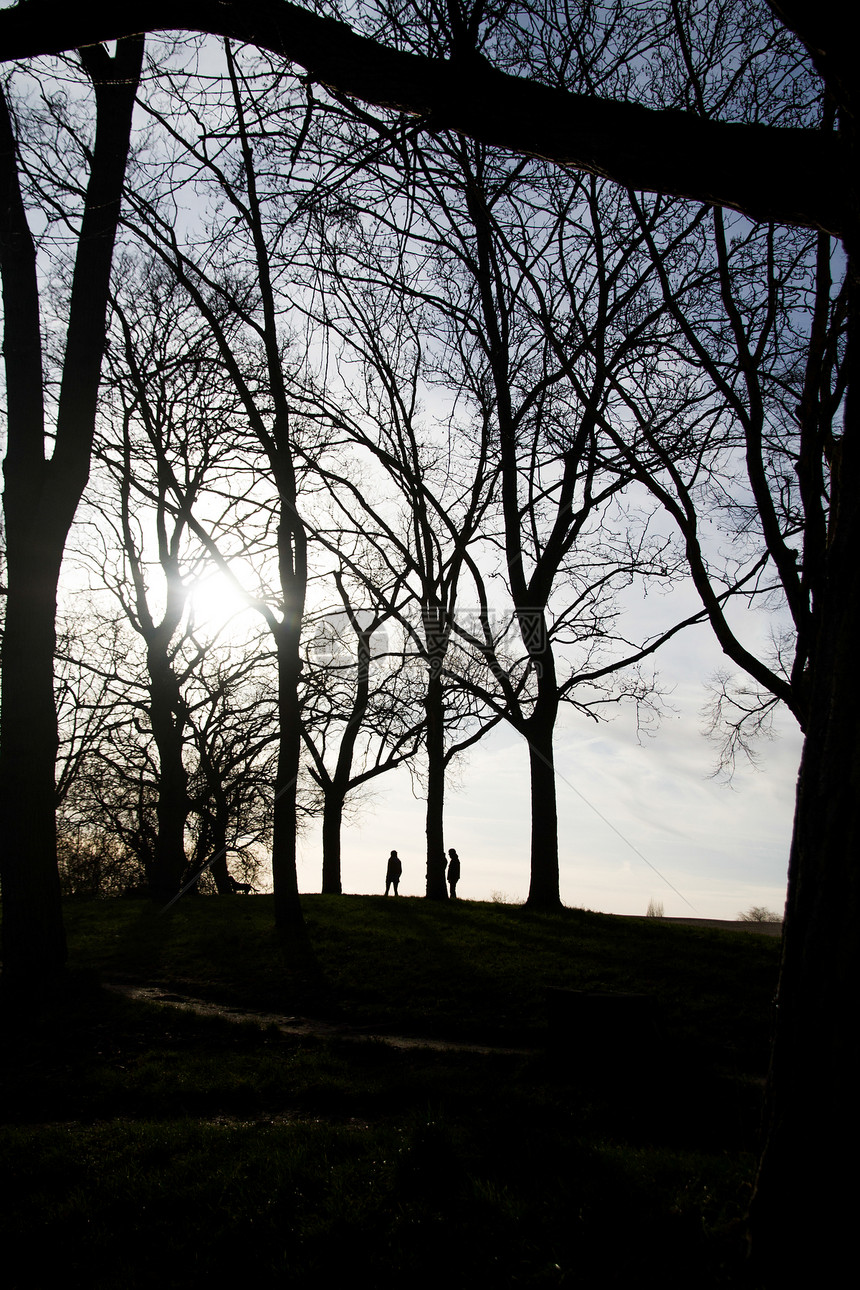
[0,0,844,236]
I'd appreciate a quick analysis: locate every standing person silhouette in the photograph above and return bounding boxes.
[385,850,402,896]
[447,848,461,899]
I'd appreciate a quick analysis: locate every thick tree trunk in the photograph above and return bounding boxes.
[146,654,190,900]
[746,53,859,1278]
[424,661,448,900]
[210,846,232,894]
[748,236,860,1283]
[523,696,561,910]
[749,472,860,1278]
[150,779,189,899]
[0,545,67,981]
[0,89,67,980]
[193,770,232,893]
[0,41,143,984]
[209,797,232,894]
[321,788,344,894]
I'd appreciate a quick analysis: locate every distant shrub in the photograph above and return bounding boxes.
[491,890,518,905]
[57,827,147,899]
[737,905,782,924]
[646,899,664,918]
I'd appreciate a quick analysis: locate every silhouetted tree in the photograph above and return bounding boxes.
[439,147,689,909]
[0,37,144,981]
[298,112,691,908]
[90,328,205,897]
[118,41,324,930]
[301,561,424,893]
[615,190,846,762]
[298,281,499,898]
[185,653,276,894]
[54,608,158,895]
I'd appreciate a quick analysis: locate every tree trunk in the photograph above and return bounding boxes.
[0,545,67,981]
[209,795,232,894]
[424,660,448,900]
[523,695,561,910]
[748,247,860,1284]
[749,478,860,1278]
[317,616,373,895]
[272,615,305,932]
[210,848,232,894]
[146,653,190,900]
[745,48,859,1278]
[321,788,345,894]
[0,40,143,984]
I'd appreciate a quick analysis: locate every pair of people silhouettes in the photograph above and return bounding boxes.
[384,847,461,897]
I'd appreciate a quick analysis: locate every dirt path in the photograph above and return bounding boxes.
[105,981,533,1056]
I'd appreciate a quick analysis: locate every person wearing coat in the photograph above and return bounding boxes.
[385,850,402,896]
[447,848,461,899]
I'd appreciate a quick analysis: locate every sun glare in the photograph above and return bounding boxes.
[189,572,249,634]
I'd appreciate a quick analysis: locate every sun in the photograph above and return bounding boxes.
[189,571,250,635]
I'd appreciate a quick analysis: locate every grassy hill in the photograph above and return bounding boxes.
[1,896,779,1287]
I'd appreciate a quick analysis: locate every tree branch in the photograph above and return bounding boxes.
[0,0,844,235]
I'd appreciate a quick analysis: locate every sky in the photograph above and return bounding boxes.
[296,609,801,920]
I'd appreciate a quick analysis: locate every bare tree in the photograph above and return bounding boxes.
[184,650,277,894]
[296,102,696,907]
[0,38,144,980]
[301,558,424,893]
[61,252,276,899]
[116,40,325,930]
[296,246,500,897]
[616,190,847,762]
[54,609,155,897]
[89,321,210,898]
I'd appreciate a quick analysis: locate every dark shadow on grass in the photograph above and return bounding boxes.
[1,898,775,1288]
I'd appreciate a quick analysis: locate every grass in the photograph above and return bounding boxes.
[0,895,780,1287]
